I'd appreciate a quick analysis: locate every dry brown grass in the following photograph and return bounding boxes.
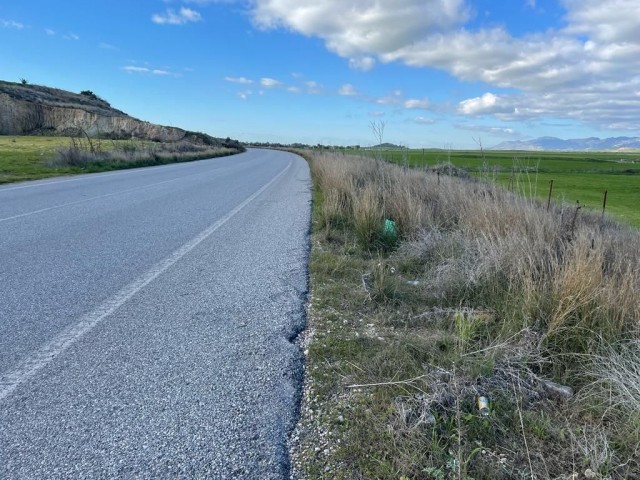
[309,151,639,355]
[47,138,237,168]
[300,149,640,479]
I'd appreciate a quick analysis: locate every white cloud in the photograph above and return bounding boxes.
[123,66,150,73]
[63,33,80,41]
[99,42,117,50]
[225,76,254,84]
[338,84,358,96]
[260,77,282,87]
[455,124,519,136]
[287,86,301,93]
[459,93,501,115]
[1,19,24,29]
[238,90,253,100]
[375,90,403,105]
[152,7,202,25]
[45,28,55,36]
[122,65,177,76]
[184,0,235,3]
[251,0,468,58]
[563,0,640,44]
[305,80,323,94]
[349,57,376,71]
[413,116,435,125]
[246,0,640,129]
[369,111,385,117]
[405,98,430,110]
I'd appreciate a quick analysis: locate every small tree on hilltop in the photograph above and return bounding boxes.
[80,90,98,100]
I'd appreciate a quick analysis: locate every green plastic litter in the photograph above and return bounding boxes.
[383,219,397,237]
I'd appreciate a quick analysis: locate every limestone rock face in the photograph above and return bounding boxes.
[0,81,189,142]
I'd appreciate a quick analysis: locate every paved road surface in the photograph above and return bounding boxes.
[0,149,310,478]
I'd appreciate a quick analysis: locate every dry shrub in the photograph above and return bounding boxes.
[310,153,439,246]
[353,184,383,249]
[308,147,640,382]
[321,188,351,232]
[581,341,640,419]
[546,234,606,353]
[303,148,640,479]
[49,138,234,168]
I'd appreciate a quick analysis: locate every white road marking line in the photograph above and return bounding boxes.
[0,160,292,402]
[0,175,191,223]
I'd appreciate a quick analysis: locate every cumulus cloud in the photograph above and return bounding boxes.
[459,93,502,115]
[260,77,282,87]
[152,7,202,25]
[225,76,253,84]
[338,84,358,96]
[375,90,404,105]
[251,0,468,56]
[349,57,376,71]
[246,0,640,129]
[226,74,323,98]
[405,98,430,110]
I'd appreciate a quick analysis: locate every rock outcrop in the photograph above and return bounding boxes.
[0,80,231,145]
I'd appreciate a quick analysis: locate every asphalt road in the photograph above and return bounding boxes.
[0,149,311,479]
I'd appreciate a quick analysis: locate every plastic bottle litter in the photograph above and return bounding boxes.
[477,396,489,416]
[384,219,397,236]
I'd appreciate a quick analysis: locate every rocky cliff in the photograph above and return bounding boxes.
[0,80,230,145]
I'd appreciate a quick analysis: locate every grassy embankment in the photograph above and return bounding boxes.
[349,148,640,228]
[0,135,242,184]
[292,150,640,479]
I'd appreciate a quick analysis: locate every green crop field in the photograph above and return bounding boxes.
[0,136,77,183]
[349,148,640,227]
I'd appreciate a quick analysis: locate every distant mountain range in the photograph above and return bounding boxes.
[490,136,640,151]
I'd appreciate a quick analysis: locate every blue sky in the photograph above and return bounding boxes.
[1,0,639,148]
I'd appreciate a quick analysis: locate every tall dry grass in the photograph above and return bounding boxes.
[47,138,238,168]
[308,150,640,416]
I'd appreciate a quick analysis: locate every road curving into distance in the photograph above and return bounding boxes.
[0,149,311,478]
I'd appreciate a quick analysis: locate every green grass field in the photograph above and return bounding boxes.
[0,136,78,183]
[0,135,153,183]
[0,135,239,184]
[350,148,640,227]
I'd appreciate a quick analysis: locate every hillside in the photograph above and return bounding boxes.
[0,80,239,147]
